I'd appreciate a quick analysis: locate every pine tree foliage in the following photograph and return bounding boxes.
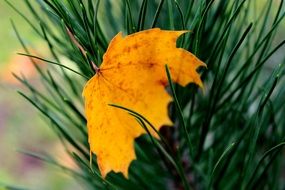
[5,0,285,189]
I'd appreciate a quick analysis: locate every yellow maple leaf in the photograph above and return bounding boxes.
[83,28,205,178]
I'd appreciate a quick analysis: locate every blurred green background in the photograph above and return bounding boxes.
[0,1,81,189]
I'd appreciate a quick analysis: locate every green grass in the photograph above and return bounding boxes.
[5,0,285,189]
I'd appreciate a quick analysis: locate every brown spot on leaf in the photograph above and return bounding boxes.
[133,44,139,49]
[158,79,168,86]
[117,62,121,69]
[148,62,155,68]
[124,47,131,53]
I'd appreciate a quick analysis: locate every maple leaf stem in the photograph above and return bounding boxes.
[66,27,100,72]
